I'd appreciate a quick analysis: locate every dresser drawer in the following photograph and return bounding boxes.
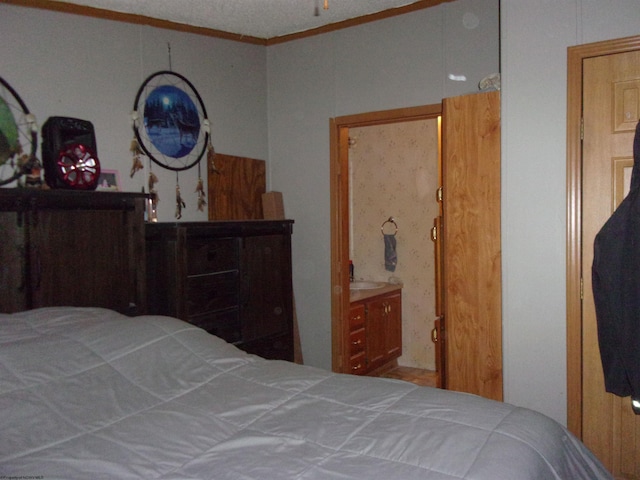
[349,327,366,356]
[186,272,238,316]
[188,308,241,344]
[349,351,366,375]
[186,238,238,275]
[240,333,293,362]
[349,304,365,330]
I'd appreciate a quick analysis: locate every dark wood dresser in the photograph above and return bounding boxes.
[0,188,147,315]
[145,221,294,361]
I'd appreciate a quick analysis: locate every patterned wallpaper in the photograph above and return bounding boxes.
[350,119,439,370]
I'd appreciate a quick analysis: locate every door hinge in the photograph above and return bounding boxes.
[580,277,584,300]
[437,186,443,203]
[580,117,584,141]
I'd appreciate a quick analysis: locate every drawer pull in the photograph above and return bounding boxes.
[352,363,362,371]
[352,339,362,346]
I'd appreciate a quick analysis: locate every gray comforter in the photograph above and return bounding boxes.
[0,307,611,479]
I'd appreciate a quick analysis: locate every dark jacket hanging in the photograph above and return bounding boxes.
[592,120,640,400]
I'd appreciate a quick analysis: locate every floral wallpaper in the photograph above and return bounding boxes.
[350,119,439,370]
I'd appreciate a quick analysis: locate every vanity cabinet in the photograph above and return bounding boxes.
[0,189,147,315]
[349,288,402,375]
[145,221,294,361]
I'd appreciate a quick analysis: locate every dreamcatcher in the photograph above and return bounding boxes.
[130,68,217,219]
[0,77,41,187]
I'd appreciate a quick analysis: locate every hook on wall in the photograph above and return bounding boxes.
[381,216,398,236]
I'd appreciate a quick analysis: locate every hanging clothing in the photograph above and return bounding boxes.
[592,120,640,400]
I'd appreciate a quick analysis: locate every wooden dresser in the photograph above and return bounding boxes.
[0,188,147,315]
[145,221,294,361]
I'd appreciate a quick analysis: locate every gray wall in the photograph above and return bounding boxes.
[0,4,268,222]
[267,0,500,380]
[500,0,639,425]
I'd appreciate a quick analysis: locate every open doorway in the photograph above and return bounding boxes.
[330,103,442,379]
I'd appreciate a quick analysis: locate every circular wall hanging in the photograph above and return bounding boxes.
[0,76,39,186]
[132,71,208,172]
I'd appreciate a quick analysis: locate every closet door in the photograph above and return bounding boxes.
[442,90,502,401]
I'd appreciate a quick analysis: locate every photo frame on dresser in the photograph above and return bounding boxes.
[96,169,121,191]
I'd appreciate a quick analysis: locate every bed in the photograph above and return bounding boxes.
[0,307,611,479]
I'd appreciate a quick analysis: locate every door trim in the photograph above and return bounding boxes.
[330,104,442,373]
[566,34,640,438]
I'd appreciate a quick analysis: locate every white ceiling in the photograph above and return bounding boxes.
[50,0,430,39]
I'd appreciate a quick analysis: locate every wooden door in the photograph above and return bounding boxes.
[581,49,640,478]
[442,90,502,401]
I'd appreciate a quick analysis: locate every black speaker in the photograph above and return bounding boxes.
[42,116,100,190]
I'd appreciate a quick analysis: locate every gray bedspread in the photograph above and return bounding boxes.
[0,307,611,479]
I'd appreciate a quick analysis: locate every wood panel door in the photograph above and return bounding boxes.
[442,91,502,401]
[581,48,640,478]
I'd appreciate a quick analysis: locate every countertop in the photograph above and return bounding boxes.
[349,282,402,303]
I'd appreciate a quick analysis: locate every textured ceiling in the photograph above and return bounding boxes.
[50,0,429,39]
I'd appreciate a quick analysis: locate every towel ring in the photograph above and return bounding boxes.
[381,217,398,236]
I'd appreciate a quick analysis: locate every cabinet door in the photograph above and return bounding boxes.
[366,293,402,372]
[0,212,28,312]
[442,90,502,401]
[384,292,402,359]
[365,298,388,371]
[240,234,293,360]
[29,208,144,314]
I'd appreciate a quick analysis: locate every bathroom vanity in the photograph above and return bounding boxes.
[348,284,402,375]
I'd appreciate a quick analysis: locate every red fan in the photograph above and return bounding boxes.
[55,143,100,189]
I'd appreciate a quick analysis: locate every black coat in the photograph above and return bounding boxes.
[592,120,640,399]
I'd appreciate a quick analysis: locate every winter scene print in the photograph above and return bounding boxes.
[143,85,200,159]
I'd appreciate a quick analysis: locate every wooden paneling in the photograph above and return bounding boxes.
[442,91,502,401]
[208,153,266,220]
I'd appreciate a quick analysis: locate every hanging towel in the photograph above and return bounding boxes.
[384,234,397,272]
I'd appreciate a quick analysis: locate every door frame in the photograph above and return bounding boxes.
[566,34,640,438]
[330,103,442,373]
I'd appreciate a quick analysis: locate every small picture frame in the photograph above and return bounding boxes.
[96,169,121,191]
